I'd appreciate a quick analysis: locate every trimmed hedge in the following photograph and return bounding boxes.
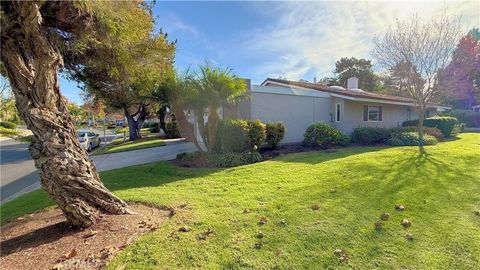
[303,122,349,148]
[208,151,262,167]
[0,121,17,129]
[214,119,267,153]
[265,122,286,149]
[165,121,181,138]
[246,120,266,149]
[402,116,457,137]
[213,119,250,153]
[386,132,438,146]
[443,109,480,128]
[351,126,444,145]
[351,127,391,145]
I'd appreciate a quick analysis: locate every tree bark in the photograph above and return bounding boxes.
[207,106,220,152]
[172,106,203,151]
[1,1,130,228]
[417,107,426,154]
[124,104,147,141]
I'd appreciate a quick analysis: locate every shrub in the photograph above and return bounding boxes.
[0,121,17,129]
[444,109,480,128]
[386,132,437,146]
[149,122,160,133]
[208,151,262,167]
[401,126,444,141]
[176,151,202,161]
[351,127,391,145]
[246,120,266,149]
[402,116,457,137]
[303,122,347,148]
[214,119,266,153]
[213,119,250,153]
[265,122,287,149]
[165,121,181,138]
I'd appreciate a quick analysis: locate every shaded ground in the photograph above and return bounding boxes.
[0,204,170,270]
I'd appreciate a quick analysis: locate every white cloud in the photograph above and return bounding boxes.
[241,0,479,82]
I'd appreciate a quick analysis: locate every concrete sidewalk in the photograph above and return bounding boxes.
[0,139,196,204]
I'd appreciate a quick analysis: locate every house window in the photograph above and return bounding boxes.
[407,108,412,120]
[363,105,383,122]
[335,103,341,122]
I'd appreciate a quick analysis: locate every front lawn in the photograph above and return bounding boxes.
[92,135,166,155]
[1,133,479,269]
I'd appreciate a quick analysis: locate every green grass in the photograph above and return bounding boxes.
[92,135,166,155]
[1,133,479,269]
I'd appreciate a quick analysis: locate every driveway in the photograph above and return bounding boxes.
[0,138,196,204]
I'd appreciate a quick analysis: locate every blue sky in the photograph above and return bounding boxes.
[60,0,479,104]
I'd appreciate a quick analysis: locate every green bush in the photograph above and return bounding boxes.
[0,126,19,136]
[247,119,266,149]
[213,119,250,153]
[265,122,287,149]
[402,116,457,137]
[0,121,17,129]
[303,122,347,148]
[149,122,160,133]
[351,127,391,145]
[443,109,480,128]
[214,119,266,153]
[208,151,262,167]
[176,151,202,161]
[165,121,181,138]
[386,132,437,146]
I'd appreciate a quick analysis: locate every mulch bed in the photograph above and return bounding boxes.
[0,204,171,270]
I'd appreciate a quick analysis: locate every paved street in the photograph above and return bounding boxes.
[0,136,196,204]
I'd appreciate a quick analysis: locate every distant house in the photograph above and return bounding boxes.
[228,77,450,143]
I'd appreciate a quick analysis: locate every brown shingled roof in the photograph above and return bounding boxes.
[262,78,417,104]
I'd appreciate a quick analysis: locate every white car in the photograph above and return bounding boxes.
[77,130,101,152]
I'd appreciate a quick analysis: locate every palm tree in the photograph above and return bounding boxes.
[168,64,247,152]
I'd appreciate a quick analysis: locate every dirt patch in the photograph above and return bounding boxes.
[0,204,171,270]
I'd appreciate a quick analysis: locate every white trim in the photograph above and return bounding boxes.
[365,105,383,122]
[335,103,341,122]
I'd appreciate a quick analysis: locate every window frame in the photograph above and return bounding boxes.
[335,103,341,122]
[364,105,383,122]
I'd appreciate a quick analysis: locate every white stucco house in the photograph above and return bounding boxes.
[226,77,450,143]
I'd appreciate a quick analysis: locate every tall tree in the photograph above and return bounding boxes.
[334,57,378,91]
[372,14,461,153]
[0,1,160,227]
[63,4,175,141]
[438,28,480,109]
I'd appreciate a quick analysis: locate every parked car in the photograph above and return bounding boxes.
[77,129,100,151]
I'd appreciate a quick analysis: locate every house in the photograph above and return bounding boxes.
[228,77,450,143]
[471,105,480,113]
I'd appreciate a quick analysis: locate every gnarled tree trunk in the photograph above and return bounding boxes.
[124,104,148,141]
[173,106,203,151]
[0,1,130,228]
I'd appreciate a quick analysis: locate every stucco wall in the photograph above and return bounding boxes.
[250,92,331,143]
[334,99,418,134]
